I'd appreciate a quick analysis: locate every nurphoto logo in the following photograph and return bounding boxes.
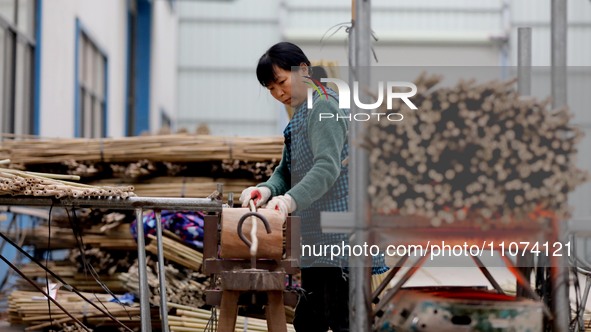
[307,78,418,122]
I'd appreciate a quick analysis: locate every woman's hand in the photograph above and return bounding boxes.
[266,194,297,219]
[239,186,272,208]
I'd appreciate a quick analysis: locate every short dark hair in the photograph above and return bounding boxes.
[256,42,311,87]
[310,66,328,87]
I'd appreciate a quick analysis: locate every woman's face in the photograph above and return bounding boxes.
[266,65,309,107]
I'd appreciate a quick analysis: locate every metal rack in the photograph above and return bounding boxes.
[0,194,224,332]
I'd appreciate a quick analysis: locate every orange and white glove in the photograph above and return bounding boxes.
[239,186,272,208]
[266,194,297,219]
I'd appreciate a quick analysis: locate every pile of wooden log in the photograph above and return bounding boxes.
[367,74,588,225]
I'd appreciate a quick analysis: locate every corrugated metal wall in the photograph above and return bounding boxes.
[284,0,506,66]
[176,0,281,136]
[510,0,591,66]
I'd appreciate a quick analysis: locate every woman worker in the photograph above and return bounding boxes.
[240,42,386,332]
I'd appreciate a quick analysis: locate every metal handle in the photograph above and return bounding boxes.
[236,211,272,249]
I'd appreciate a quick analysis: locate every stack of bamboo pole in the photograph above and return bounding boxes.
[62,160,100,178]
[19,224,137,250]
[220,160,279,181]
[145,233,203,271]
[366,74,588,225]
[155,265,209,308]
[0,134,283,164]
[118,260,209,308]
[167,302,296,332]
[7,290,147,330]
[92,176,256,199]
[16,262,127,294]
[0,165,135,198]
[110,159,158,179]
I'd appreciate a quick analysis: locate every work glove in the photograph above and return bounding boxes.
[266,194,297,219]
[240,186,271,208]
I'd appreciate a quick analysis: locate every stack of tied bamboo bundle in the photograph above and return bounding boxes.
[93,176,256,198]
[19,220,137,251]
[15,260,128,294]
[145,232,203,271]
[167,302,296,332]
[367,73,587,226]
[118,259,209,308]
[7,290,158,331]
[0,163,135,198]
[0,134,283,164]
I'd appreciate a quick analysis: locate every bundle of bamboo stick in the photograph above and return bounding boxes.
[220,159,279,181]
[7,290,144,330]
[110,159,158,179]
[91,176,256,200]
[0,134,283,165]
[0,165,135,198]
[118,260,209,308]
[19,224,137,251]
[16,261,128,294]
[145,233,203,271]
[167,302,296,332]
[367,73,587,225]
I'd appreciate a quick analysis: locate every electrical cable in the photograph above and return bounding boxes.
[0,252,92,331]
[65,207,134,321]
[46,204,54,326]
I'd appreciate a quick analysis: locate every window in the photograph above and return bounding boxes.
[0,0,36,135]
[76,21,107,138]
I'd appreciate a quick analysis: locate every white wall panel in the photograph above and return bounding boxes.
[177,0,281,136]
[177,0,277,20]
[177,70,280,136]
[178,22,278,68]
[151,0,178,132]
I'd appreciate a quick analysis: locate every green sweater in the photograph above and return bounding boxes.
[258,98,348,211]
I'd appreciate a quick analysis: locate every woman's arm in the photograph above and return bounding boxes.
[286,99,348,210]
[257,146,290,197]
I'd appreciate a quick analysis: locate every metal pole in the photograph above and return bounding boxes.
[516,27,534,299]
[349,0,372,331]
[155,210,170,332]
[550,1,569,331]
[517,27,532,96]
[551,0,567,109]
[0,196,223,211]
[135,208,152,332]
